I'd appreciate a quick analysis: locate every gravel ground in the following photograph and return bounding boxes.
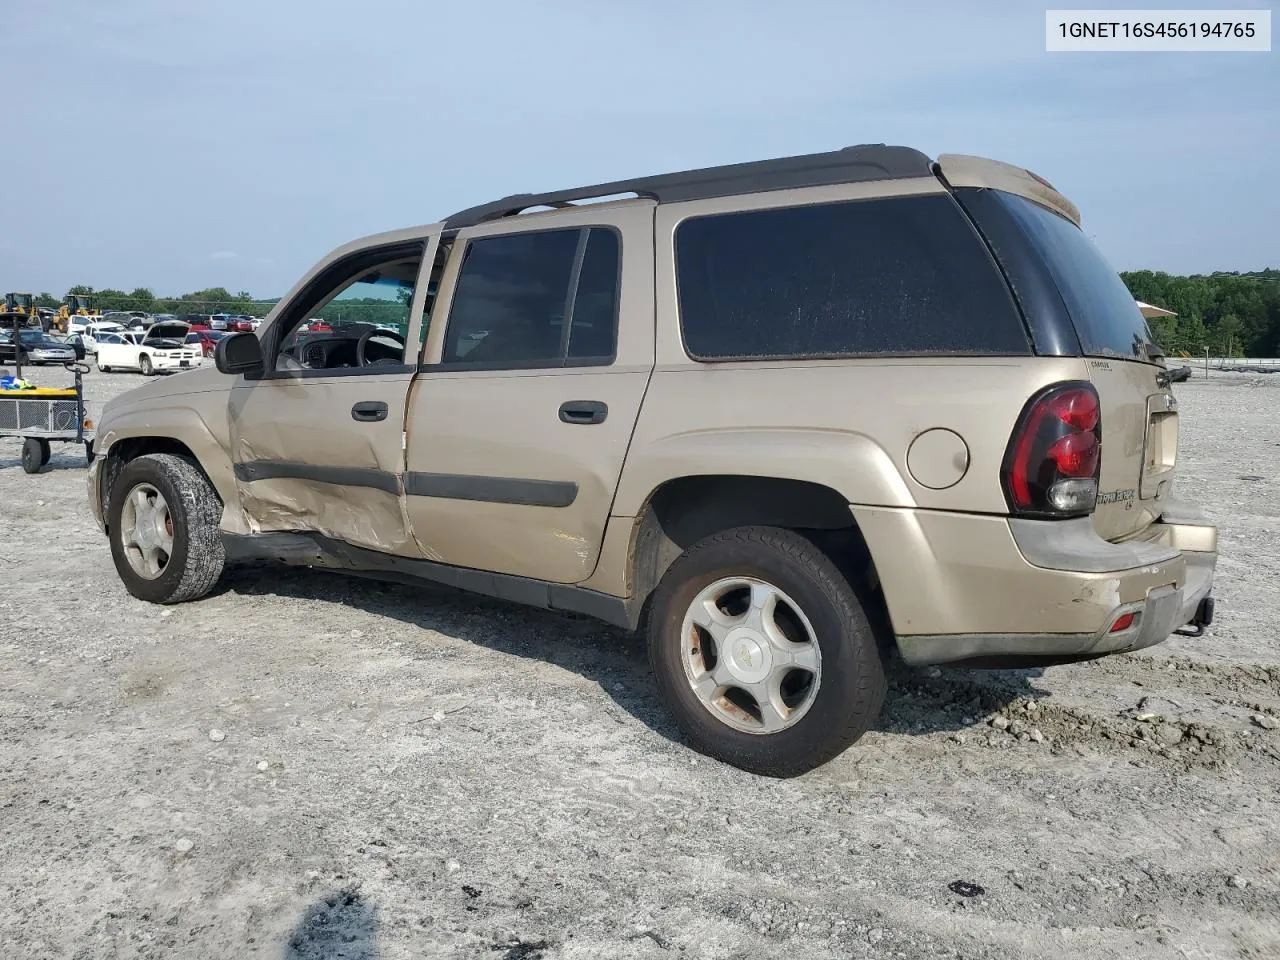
[1,364,1278,960]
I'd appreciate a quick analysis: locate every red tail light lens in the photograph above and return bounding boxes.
[1047,431,1099,478]
[1003,382,1102,518]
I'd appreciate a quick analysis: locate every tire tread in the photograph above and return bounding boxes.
[648,525,887,777]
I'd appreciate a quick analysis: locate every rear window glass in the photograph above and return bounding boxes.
[674,194,1029,360]
[994,193,1155,363]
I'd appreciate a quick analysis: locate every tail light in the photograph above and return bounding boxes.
[1002,381,1101,518]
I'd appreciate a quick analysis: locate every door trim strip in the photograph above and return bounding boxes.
[404,472,578,508]
[233,460,401,496]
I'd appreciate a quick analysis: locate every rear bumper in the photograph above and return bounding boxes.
[851,504,1218,667]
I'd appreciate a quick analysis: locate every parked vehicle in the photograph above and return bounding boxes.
[94,321,201,375]
[69,318,125,339]
[87,145,1218,776]
[62,333,89,360]
[0,328,78,365]
[185,329,227,357]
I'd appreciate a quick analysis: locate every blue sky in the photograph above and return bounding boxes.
[3,0,1275,297]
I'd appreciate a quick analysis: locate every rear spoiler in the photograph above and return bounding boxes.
[934,154,1081,228]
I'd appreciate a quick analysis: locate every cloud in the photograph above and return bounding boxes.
[209,250,238,260]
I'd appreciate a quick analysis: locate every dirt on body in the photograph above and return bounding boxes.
[1,364,1277,959]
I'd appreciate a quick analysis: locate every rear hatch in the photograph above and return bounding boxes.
[942,160,1175,541]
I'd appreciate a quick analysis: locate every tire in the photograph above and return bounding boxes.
[139,355,154,376]
[21,438,51,474]
[647,525,887,778]
[107,453,225,604]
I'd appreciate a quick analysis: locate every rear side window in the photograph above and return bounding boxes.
[441,227,620,367]
[674,194,1028,360]
[992,193,1156,363]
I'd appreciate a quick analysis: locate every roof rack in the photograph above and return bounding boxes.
[443,144,934,230]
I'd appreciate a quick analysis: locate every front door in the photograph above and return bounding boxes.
[404,204,655,584]
[227,235,435,556]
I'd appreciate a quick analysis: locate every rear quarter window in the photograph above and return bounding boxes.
[992,192,1155,363]
[674,194,1029,361]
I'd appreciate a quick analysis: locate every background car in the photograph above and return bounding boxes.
[0,328,77,365]
[95,321,201,375]
[185,328,227,357]
[61,333,88,360]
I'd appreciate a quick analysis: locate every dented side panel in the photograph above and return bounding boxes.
[227,371,420,556]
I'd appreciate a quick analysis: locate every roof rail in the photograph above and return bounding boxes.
[443,144,934,229]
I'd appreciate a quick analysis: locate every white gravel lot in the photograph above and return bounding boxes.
[1,363,1278,960]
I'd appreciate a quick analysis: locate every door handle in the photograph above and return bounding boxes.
[351,401,389,422]
[558,400,608,425]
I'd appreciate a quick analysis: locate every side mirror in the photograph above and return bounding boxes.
[214,332,265,378]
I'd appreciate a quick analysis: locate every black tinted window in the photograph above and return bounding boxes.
[675,195,1028,360]
[442,227,619,366]
[994,193,1155,363]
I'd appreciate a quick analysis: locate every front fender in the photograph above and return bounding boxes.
[97,404,251,535]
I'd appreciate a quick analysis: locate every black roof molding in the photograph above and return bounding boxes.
[443,144,935,229]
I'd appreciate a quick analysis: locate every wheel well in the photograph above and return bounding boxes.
[100,437,206,530]
[627,476,892,640]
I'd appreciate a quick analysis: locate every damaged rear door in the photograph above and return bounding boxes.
[227,232,438,555]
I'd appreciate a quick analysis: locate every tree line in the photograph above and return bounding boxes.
[25,269,1280,357]
[1121,269,1280,357]
[30,286,279,317]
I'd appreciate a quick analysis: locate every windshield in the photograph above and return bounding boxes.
[994,192,1156,363]
[18,330,45,343]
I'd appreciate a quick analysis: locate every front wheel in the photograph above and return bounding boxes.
[139,354,154,376]
[107,453,226,603]
[648,525,887,778]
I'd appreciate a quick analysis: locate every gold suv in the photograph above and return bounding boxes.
[88,145,1217,777]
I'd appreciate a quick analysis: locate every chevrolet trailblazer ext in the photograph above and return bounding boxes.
[88,145,1217,777]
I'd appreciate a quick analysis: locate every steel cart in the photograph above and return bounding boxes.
[0,362,95,473]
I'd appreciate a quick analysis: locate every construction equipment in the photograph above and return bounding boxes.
[4,293,38,322]
[57,294,99,334]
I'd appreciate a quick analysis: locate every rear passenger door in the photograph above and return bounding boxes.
[404,202,655,584]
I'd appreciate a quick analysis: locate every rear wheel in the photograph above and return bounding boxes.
[107,453,225,603]
[139,354,154,376]
[648,525,887,777]
[21,438,51,474]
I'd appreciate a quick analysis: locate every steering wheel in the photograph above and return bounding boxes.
[356,328,406,367]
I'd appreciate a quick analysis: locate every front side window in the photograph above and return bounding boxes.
[441,227,620,367]
[675,194,1029,360]
[276,252,420,372]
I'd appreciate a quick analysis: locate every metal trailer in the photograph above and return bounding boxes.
[0,362,95,473]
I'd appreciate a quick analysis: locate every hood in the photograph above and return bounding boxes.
[100,365,231,421]
[144,321,191,343]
